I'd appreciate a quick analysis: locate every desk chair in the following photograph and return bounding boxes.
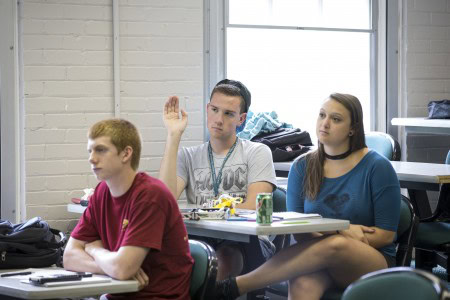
[365,131,401,161]
[188,239,218,300]
[341,267,448,300]
[414,153,450,280]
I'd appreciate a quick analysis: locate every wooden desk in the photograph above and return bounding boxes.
[391,117,450,135]
[0,268,138,299]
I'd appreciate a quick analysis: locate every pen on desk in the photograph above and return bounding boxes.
[226,217,249,221]
[1,271,33,277]
[280,221,309,225]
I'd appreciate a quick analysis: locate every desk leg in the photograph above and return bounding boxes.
[242,236,267,300]
[408,189,432,219]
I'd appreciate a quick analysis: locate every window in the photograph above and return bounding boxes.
[206,0,381,141]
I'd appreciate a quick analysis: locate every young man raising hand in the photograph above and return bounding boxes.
[159,79,277,280]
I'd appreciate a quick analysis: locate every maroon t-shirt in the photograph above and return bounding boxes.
[71,172,193,300]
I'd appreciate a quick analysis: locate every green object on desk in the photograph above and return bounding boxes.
[280,220,309,225]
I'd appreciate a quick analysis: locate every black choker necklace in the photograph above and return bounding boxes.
[324,149,352,160]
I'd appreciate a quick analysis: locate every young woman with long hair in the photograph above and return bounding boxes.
[216,93,401,300]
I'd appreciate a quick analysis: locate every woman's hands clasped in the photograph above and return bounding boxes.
[338,224,375,245]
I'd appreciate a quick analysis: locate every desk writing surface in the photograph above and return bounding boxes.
[274,162,293,172]
[391,117,450,135]
[276,177,288,188]
[68,203,86,214]
[391,117,450,128]
[184,218,349,237]
[275,161,450,184]
[390,161,450,184]
[0,268,139,299]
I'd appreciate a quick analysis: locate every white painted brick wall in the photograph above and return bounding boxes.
[406,0,450,118]
[403,0,450,211]
[23,0,204,231]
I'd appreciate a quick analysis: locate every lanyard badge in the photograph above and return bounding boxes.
[208,138,238,198]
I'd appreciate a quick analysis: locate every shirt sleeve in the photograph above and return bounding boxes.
[370,157,401,232]
[247,143,277,188]
[121,187,169,251]
[286,159,306,213]
[71,193,101,242]
[176,147,189,184]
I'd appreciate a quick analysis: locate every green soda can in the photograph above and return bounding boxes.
[256,193,273,225]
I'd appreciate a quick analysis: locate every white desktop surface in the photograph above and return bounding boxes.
[68,205,348,243]
[276,176,288,188]
[391,117,450,134]
[68,177,290,214]
[274,162,293,172]
[390,161,450,184]
[184,218,349,237]
[68,203,86,214]
[68,205,348,234]
[274,161,450,184]
[0,268,139,299]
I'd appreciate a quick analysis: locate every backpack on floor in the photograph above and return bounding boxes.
[0,217,67,269]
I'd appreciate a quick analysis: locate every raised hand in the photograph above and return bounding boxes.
[163,96,188,136]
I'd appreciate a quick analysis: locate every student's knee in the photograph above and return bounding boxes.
[216,244,244,279]
[288,275,327,299]
[322,235,351,259]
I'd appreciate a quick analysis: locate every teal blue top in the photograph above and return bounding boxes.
[287,150,401,257]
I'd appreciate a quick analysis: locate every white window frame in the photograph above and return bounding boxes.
[0,0,23,222]
[204,0,387,140]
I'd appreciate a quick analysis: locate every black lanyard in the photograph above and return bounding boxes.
[207,138,238,198]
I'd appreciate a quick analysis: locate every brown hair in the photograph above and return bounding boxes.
[210,79,251,114]
[88,119,142,170]
[304,93,366,199]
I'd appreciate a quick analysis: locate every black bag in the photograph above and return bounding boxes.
[251,128,313,162]
[0,217,67,269]
[428,100,450,119]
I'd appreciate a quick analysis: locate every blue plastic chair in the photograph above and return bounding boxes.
[365,131,401,161]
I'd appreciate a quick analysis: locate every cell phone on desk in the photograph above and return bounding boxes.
[29,274,82,285]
